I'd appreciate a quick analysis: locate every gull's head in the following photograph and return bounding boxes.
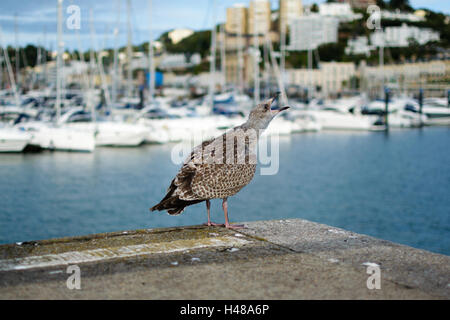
[246,92,290,130]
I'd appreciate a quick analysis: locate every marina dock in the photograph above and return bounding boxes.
[0,218,448,299]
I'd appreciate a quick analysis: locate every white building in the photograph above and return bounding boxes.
[381,9,426,22]
[288,14,339,51]
[168,28,194,44]
[287,62,356,94]
[345,36,373,56]
[248,0,271,35]
[226,3,247,35]
[360,60,448,84]
[279,0,303,31]
[319,2,362,21]
[370,23,440,47]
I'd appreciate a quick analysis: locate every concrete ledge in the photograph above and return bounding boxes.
[239,219,450,299]
[0,219,448,299]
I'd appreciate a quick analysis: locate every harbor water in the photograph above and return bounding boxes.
[0,127,449,255]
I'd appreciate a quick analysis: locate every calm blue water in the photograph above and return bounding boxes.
[0,127,449,255]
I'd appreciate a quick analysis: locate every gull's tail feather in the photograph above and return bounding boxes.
[150,179,203,215]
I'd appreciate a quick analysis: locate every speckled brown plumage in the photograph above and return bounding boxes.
[150,93,289,224]
[150,126,257,215]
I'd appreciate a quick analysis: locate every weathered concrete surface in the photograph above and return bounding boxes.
[0,219,448,299]
[238,219,450,299]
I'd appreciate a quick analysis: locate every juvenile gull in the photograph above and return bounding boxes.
[150,93,289,228]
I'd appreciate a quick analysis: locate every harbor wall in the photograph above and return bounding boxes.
[0,218,448,299]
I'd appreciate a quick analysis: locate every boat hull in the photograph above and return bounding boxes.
[16,123,95,152]
[0,128,31,152]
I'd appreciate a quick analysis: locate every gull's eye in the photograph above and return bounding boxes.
[264,104,270,111]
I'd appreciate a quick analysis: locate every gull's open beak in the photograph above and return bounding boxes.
[268,92,289,114]
[268,92,281,106]
[271,106,290,116]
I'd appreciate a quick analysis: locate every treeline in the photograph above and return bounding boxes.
[1,45,51,70]
[159,30,212,59]
[374,0,414,12]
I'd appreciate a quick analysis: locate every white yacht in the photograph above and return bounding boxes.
[306,107,377,131]
[15,121,95,152]
[0,126,31,152]
[421,105,450,126]
[137,108,242,143]
[263,117,299,136]
[366,99,427,128]
[285,110,322,133]
[59,108,148,147]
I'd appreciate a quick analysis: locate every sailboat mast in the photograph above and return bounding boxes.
[220,23,226,91]
[88,9,98,121]
[148,0,155,103]
[0,32,3,90]
[268,38,288,106]
[75,29,94,121]
[253,5,260,105]
[0,46,2,90]
[263,34,270,100]
[237,9,243,95]
[33,40,41,89]
[112,0,120,105]
[14,14,20,90]
[56,0,63,122]
[379,39,384,97]
[126,0,133,98]
[89,9,112,111]
[208,0,217,108]
[89,22,96,94]
[280,15,286,86]
[43,26,47,88]
[0,27,20,106]
[308,47,312,101]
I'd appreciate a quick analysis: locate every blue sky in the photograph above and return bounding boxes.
[0,0,448,51]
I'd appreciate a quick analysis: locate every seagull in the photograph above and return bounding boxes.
[150,93,289,229]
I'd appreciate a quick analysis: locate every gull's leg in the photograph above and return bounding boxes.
[222,198,245,229]
[203,199,223,227]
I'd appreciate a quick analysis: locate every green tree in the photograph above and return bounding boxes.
[159,30,211,58]
[376,0,387,9]
[318,43,346,62]
[389,0,413,12]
